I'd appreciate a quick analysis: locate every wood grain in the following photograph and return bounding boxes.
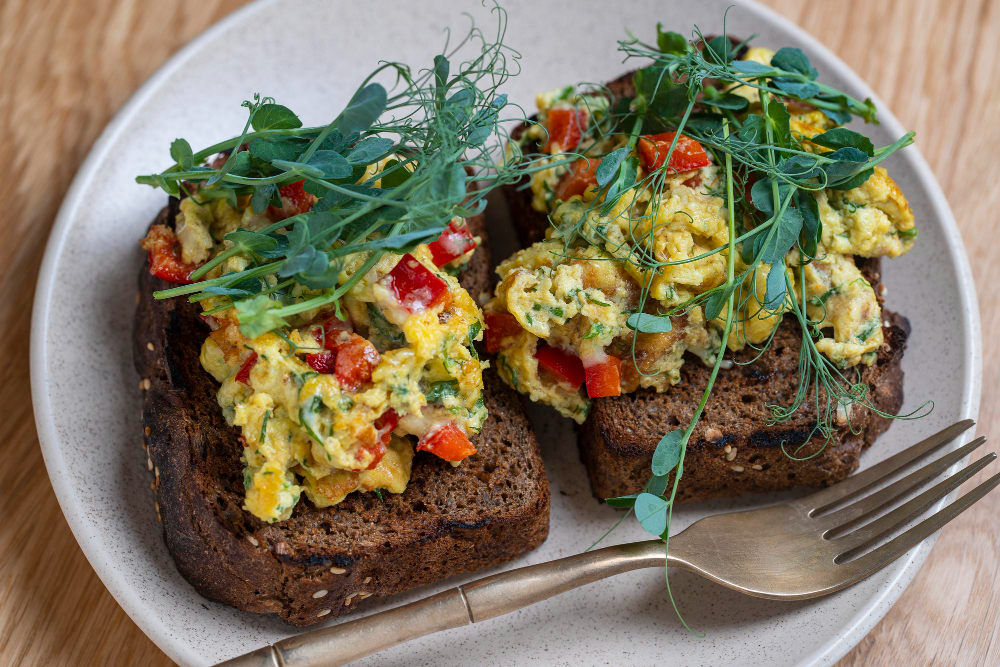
[0,0,996,664]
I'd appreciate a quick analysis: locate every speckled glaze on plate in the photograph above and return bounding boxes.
[30,0,981,665]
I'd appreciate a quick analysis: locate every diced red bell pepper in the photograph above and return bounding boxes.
[417,423,477,462]
[235,351,258,385]
[140,224,200,284]
[544,108,588,153]
[374,408,398,447]
[305,350,337,375]
[534,344,585,389]
[637,132,712,173]
[311,314,352,351]
[355,408,399,470]
[333,334,380,391]
[427,219,477,267]
[304,331,379,390]
[556,158,600,201]
[484,312,523,354]
[361,439,387,470]
[584,356,622,398]
[355,424,388,471]
[269,179,316,220]
[384,253,448,313]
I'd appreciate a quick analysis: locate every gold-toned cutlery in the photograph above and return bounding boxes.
[221,420,995,667]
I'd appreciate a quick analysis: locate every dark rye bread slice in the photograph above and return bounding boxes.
[582,299,908,500]
[133,199,549,626]
[501,70,908,501]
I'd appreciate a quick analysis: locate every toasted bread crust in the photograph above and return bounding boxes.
[134,201,549,625]
[501,69,908,501]
[579,306,907,500]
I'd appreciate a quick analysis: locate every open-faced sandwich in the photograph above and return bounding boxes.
[492,30,920,508]
[133,10,927,626]
[133,15,549,625]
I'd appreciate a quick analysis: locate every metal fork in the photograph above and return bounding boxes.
[221,420,996,667]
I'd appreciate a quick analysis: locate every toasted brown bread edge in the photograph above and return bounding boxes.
[579,308,908,501]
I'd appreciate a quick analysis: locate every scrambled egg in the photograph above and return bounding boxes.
[799,251,884,367]
[818,167,916,257]
[181,197,485,522]
[488,58,917,422]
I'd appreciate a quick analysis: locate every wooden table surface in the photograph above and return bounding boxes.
[1,0,997,664]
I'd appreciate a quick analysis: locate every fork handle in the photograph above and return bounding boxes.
[219,539,669,667]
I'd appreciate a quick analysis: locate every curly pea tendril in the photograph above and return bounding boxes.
[138,2,564,338]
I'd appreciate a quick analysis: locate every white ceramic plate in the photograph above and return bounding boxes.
[31,1,982,665]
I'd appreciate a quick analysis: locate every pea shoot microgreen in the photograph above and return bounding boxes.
[137,3,551,339]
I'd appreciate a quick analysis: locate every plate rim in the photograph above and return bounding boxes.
[29,0,983,665]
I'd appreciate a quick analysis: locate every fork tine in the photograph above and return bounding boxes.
[837,471,1000,582]
[801,419,975,514]
[833,453,996,559]
[820,436,988,532]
